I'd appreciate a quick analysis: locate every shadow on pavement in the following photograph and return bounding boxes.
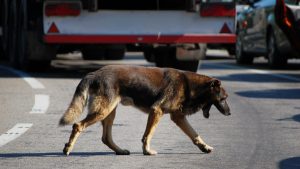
[0,152,115,158]
[215,74,300,83]
[279,157,300,169]
[201,61,300,71]
[0,151,202,158]
[200,62,243,70]
[236,89,300,99]
[277,114,300,123]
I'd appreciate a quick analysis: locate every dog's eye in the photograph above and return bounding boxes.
[220,96,227,101]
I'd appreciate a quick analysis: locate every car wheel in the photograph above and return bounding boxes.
[236,33,253,64]
[267,30,287,68]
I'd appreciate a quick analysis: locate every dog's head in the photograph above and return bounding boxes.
[202,79,230,118]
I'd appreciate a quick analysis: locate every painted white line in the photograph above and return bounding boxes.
[30,94,50,114]
[0,65,45,89]
[0,123,33,147]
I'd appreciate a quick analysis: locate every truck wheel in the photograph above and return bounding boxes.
[154,47,199,72]
[176,60,200,72]
[105,45,125,60]
[17,0,55,71]
[81,45,105,60]
[0,0,9,59]
[8,0,18,67]
[198,43,207,59]
[82,44,125,60]
[105,49,125,60]
[154,47,172,68]
[267,30,287,68]
[143,45,155,62]
[236,33,253,64]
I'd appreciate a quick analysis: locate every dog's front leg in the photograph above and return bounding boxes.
[142,107,163,155]
[170,113,213,153]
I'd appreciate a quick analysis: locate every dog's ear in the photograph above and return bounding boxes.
[202,104,212,119]
[210,79,221,88]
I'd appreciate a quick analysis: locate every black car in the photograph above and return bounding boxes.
[236,0,300,68]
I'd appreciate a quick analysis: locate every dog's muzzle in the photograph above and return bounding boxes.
[215,100,230,116]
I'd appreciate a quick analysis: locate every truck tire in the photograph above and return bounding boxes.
[236,33,253,64]
[143,46,155,62]
[82,44,125,60]
[7,0,19,67]
[0,0,9,59]
[16,0,55,71]
[198,43,207,59]
[105,44,125,60]
[81,45,105,60]
[154,47,199,72]
[267,30,287,68]
[176,60,200,72]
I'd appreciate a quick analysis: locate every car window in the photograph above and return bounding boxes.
[254,0,275,8]
[236,4,250,13]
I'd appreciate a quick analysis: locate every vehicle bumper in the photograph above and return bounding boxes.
[43,34,236,44]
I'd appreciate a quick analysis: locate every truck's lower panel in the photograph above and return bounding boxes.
[43,34,236,44]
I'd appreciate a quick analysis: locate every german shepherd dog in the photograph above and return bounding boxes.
[59,65,230,156]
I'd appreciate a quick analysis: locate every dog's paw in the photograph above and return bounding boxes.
[199,144,213,154]
[204,145,214,153]
[116,149,130,155]
[143,149,157,155]
[203,111,209,119]
[63,143,71,156]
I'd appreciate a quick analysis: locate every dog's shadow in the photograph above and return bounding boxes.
[0,151,203,158]
[0,152,114,158]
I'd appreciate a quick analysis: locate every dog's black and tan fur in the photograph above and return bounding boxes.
[60,65,230,155]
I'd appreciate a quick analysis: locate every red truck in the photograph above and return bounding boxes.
[0,0,236,72]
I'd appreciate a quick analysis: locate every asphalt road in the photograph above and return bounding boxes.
[0,51,300,169]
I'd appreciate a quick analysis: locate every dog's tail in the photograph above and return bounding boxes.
[59,77,90,126]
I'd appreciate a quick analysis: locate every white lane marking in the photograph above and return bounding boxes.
[30,94,50,114]
[0,65,45,89]
[205,62,300,82]
[0,123,33,147]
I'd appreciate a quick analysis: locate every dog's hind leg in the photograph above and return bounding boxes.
[63,96,121,156]
[142,107,163,155]
[63,112,110,156]
[170,113,213,153]
[101,107,130,155]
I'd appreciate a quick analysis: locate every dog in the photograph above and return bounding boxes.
[59,65,230,156]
